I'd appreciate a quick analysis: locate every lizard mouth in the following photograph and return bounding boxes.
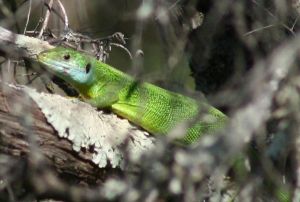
[37,51,88,76]
[37,52,71,72]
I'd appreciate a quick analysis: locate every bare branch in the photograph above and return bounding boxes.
[23,0,32,34]
[0,26,53,58]
[57,0,69,30]
[38,0,54,38]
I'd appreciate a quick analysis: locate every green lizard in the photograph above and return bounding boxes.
[37,47,227,144]
[36,47,291,201]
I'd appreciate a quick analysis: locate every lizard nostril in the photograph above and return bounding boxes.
[63,54,70,60]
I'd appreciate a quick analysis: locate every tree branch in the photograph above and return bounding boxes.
[0,82,119,182]
[0,26,53,58]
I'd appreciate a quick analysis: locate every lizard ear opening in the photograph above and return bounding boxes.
[63,54,70,60]
[85,63,91,74]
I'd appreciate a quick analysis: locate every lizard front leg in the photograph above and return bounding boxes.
[84,86,120,108]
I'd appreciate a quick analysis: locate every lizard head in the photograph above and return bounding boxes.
[37,47,95,86]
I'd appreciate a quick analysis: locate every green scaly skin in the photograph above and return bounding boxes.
[37,47,227,144]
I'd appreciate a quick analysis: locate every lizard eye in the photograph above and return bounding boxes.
[63,54,70,60]
[85,63,91,74]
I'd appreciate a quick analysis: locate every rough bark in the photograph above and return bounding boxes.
[0,26,53,59]
[0,83,120,183]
